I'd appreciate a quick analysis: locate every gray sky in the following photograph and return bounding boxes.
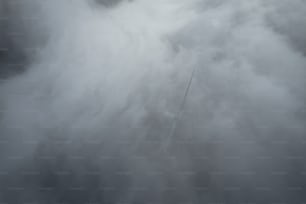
[1,0,306,203]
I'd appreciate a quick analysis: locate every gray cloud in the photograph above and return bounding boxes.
[1,0,306,203]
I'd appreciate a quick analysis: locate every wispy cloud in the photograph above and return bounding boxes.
[1,0,306,203]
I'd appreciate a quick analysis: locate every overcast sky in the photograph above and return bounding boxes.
[1,0,306,203]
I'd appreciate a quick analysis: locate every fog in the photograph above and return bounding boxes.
[0,0,306,203]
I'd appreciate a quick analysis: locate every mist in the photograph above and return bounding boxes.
[1,0,306,203]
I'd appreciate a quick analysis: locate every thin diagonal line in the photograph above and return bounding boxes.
[161,64,197,152]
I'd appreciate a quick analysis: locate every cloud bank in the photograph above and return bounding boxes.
[0,0,306,203]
